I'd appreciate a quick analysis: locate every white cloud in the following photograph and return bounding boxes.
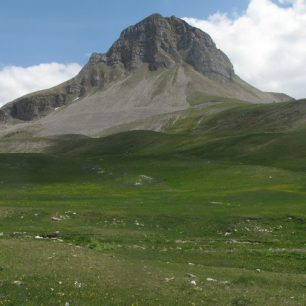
[184,0,306,99]
[0,63,82,106]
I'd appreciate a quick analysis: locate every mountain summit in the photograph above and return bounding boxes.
[0,14,291,137]
[104,13,234,82]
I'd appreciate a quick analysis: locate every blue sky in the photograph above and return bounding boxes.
[0,0,250,66]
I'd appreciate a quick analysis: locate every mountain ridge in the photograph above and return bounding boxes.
[0,13,293,138]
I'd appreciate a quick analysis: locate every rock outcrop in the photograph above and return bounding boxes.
[105,14,234,82]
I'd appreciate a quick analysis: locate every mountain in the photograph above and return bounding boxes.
[0,13,292,138]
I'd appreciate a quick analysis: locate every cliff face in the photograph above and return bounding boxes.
[105,14,234,82]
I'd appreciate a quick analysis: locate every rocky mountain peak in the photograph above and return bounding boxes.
[111,14,234,81]
[90,13,235,82]
[1,13,286,126]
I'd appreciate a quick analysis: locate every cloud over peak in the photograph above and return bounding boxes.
[0,63,81,106]
[184,0,306,98]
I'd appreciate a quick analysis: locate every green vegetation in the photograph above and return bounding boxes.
[187,91,249,106]
[0,99,306,305]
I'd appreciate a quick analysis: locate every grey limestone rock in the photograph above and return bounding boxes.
[106,14,234,81]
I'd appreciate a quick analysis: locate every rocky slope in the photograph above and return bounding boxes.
[0,14,292,137]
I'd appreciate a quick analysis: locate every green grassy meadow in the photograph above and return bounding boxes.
[0,100,306,305]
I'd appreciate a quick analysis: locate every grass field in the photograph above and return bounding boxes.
[0,100,306,305]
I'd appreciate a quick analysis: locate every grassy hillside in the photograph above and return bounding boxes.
[35,99,306,171]
[0,154,305,305]
[0,99,306,305]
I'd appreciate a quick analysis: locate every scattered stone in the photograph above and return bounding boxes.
[134,220,144,227]
[132,245,146,250]
[34,232,63,241]
[206,277,230,285]
[190,280,197,286]
[65,211,77,215]
[175,240,189,244]
[193,286,203,291]
[206,278,217,282]
[12,232,27,236]
[164,277,175,282]
[74,281,82,288]
[134,175,154,186]
[13,280,24,286]
[139,175,153,181]
[186,273,197,279]
[228,239,253,245]
[220,280,230,285]
[51,216,66,222]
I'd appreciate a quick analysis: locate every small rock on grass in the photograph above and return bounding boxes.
[186,273,197,279]
[51,216,65,222]
[206,278,217,282]
[74,281,82,288]
[164,277,175,282]
[13,280,24,286]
